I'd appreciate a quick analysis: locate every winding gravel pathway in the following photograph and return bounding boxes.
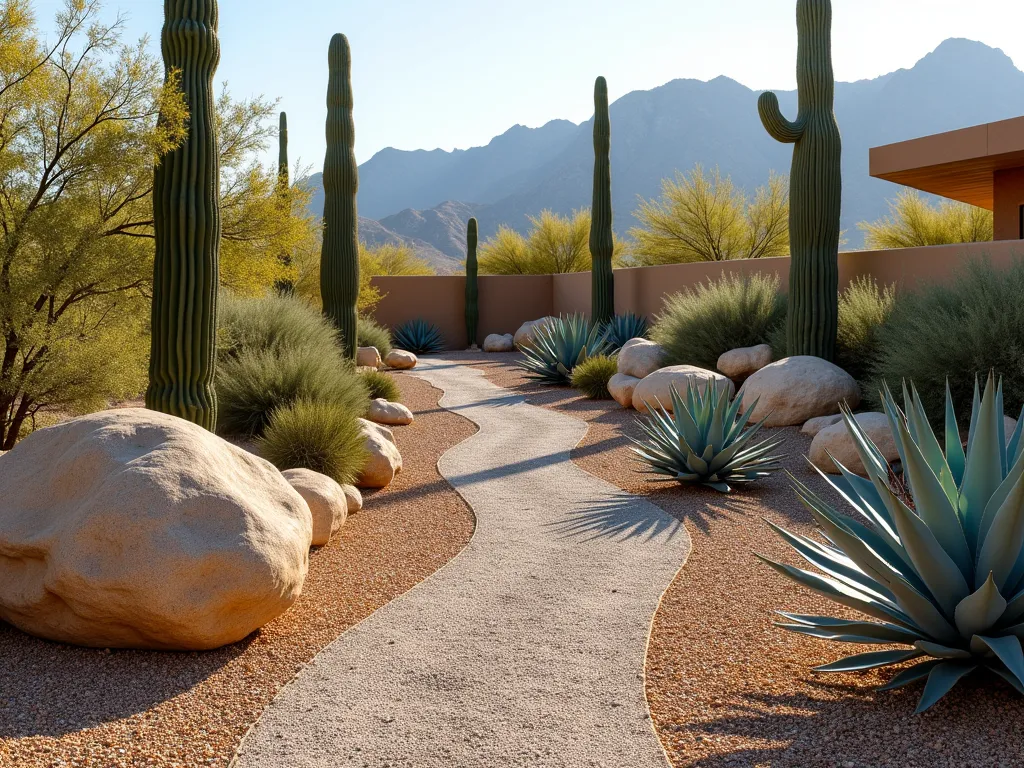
[232,358,691,767]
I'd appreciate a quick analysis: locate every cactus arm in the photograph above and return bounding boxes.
[758,91,804,144]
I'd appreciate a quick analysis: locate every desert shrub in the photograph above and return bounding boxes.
[218,292,342,362]
[651,273,786,370]
[835,277,897,384]
[217,348,369,437]
[868,258,1024,417]
[358,315,393,358]
[260,399,368,485]
[362,370,401,402]
[570,355,619,399]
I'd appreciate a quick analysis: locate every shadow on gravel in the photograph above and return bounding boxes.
[548,494,686,543]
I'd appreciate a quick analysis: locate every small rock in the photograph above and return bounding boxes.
[341,484,363,514]
[607,373,641,409]
[801,414,844,437]
[632,366,735,414]
[717,344,772,380]
[357,346,382,369]
[483,333,515,353]
[617,338,664,380]
[739,356,860,427]
[385,349,417,370]
[357,419,402,489]
[282,468,348,545]
[513,317,556,348]
[810,412,899,475]
[368,398,414,426]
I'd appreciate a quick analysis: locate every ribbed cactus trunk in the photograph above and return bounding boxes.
[321,33,360,359]
[590,76,615,325]
[278,111,289,187]
[758,0,841,361]
[465,217,479,348]
[147,0,221,430]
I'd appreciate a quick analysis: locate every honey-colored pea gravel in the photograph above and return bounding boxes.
[0,372,475,768]
[451,351,1024,768]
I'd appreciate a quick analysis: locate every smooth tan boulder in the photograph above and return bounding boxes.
[385,349,417,370]
[357,418,402,489]
[368,398,414,426]
[739,356,860,428]
[483,333,515,353]
[357,346,382,369]
[617,338,664,380]
[801,414,844,437]
[342,484,363,514]
[810,412,899,475]
[513,317,555,348]
[632,366,735,414]
[608,373,641,409]
[282,468,348,545]
[718,344,773,381]
[0,409,311,650]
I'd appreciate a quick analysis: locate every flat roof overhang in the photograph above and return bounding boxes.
[869,115,1024,210]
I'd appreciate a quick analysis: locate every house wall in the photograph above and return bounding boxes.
[994,168,1024,240]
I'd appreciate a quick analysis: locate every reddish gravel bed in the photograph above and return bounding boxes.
[448,351,1024,768]
[0,372,476,768]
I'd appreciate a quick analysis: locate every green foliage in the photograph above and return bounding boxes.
[651,274,786,371]
[357,315,393,358]
[518,315,612,384]
[394,320,445,355]
[860,190,992,249]
[361,370,401,402]
[835,277,897,384]
[869,259,1024,419]
[570,354,618,399]
[758,0,842,360]
[601,312,649,351]
[629,166,789,265]
[632,381,783,492]
[763,375,1024,713]
[590,76,615,324]
[218,292,343,362]
[260,399,368,485]
[465,217,479,346]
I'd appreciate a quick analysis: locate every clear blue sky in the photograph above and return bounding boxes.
[32,1,1024,168]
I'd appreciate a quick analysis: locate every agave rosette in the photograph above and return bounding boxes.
[393,319,444,355]
[517,314,612,384]
[762,373,1024,712]
[631,380,784,492]
[600,312,649,351]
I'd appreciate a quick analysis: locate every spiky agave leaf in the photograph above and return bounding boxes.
[393,319,444,355]
[763,373,1024,712]
[517,314,612,384]
[630,379,784,492]
[600,312,649,351]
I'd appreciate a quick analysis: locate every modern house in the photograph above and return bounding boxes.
[870,115,1024,241]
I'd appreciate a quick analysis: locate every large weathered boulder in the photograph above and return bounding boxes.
[357,418,402,489]
[368,398,414,426]
[385,349,417,370]
[810,412,899,475]
[718,344,773,381]
[608,373,641,409]
[513,317,555,348]
[357,346,382,369]
[739,356,860,428]
[0,409,311,650]
[282,468,348,546]
[632,366,736,414]
[483,333,515,353]
[617,338,664,380]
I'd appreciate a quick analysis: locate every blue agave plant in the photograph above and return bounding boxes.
[601,312,649,351]
[517,314,611,384]
[763,374,1024,712]
[393,319,444,355]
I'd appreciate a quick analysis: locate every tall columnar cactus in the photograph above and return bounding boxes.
[147,0,221,430]
[590,76,614,325]
[465,217,479,348]
[758,0,842,361]
[278,111,289,188]
[320,33,360,359]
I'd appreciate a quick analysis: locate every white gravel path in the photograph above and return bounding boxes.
[231,358,691,767]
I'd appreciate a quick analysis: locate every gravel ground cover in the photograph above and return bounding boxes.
[451,351,1024,768]
[0,372,476,768]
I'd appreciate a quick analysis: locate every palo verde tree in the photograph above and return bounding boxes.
[320,33,360,359]
[590,76,615,325]
[758,0,841,360]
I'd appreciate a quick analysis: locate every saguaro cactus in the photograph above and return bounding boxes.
[465,217,479,348]
[320,33,360,359]
[147,0,221,430]
[590,76,614,325]
[758,0,842,361]
[278,111,289,188]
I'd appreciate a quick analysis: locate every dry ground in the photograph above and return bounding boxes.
[0,372,476,768]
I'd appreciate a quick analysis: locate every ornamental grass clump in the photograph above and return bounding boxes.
[632,380,784,492]
[393,319,444,355]
[361,369,401,402]
[570,354,618,400]
[358,315,393,358]
[762,374,1024,712]
[219,292,342,362]
[518,314,612,384]
[260,399,368,485]
[601,312,649,351]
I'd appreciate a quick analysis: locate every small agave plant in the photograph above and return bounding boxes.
[393,319,444,355]
[631,380,784,492]
[762,373,1024,712]
[518,314,611,384]
[601,312,649,351]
